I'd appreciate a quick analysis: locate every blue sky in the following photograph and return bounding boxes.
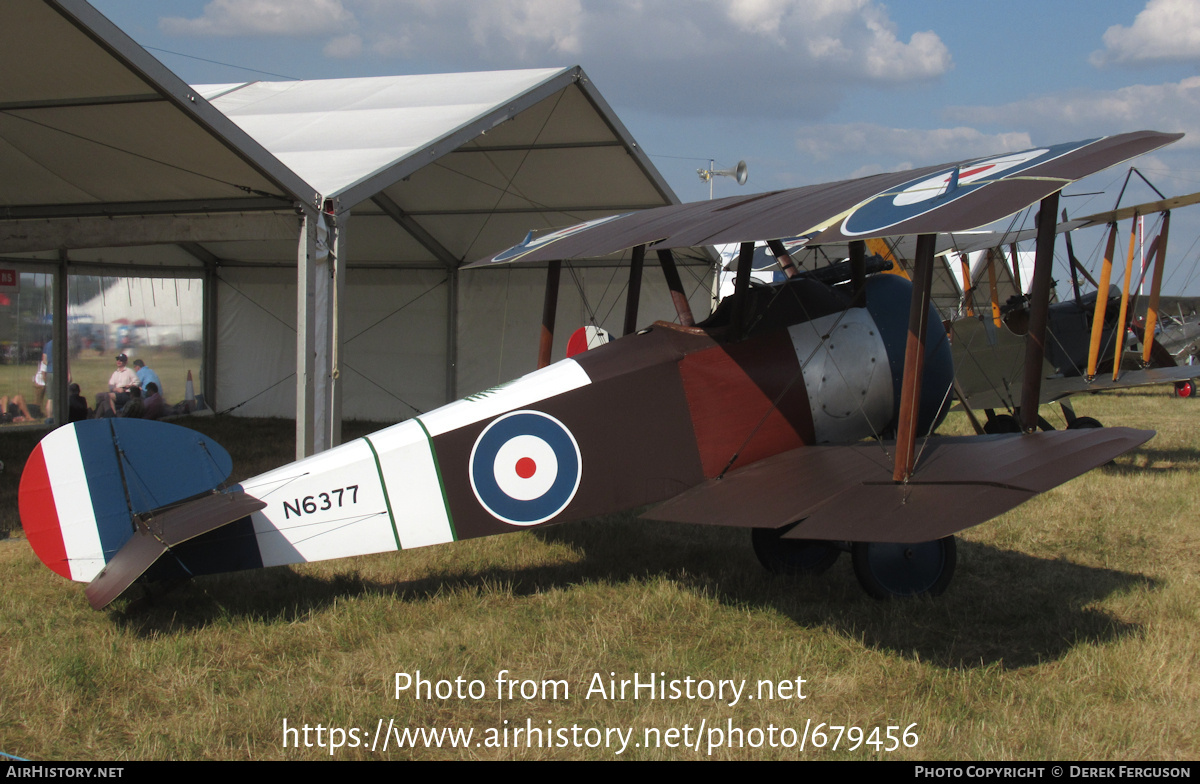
[90,0,1200,293]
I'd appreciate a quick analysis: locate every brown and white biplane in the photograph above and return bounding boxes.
[19,131,1179,607]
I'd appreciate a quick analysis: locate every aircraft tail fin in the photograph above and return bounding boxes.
[20,419,237,585]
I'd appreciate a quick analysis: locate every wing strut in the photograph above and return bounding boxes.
[1019,191,1061,432]
[766,239,800,279]
[959,252,975,317]
[1086,222,1119,380]
[1140,211,1171,365]
[1113,214,1140,381]
[656,249,695,328]
[538,259,562,369]
[727,242,754,337]
[893,233,936,482]
[849,239,867,307]
[987,248,1002,328]
[623,244,646,336]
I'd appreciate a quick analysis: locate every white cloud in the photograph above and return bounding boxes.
[156,0,950,119]
[944,77,1200,147]
[795,123,1032,164]
[323,33,363,59]
[161,0,355,37]
[1091,0,1200,67]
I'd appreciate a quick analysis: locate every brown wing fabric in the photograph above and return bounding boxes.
[642,428,1153,543]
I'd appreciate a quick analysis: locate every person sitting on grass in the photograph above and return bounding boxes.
[120,386,144,419]
[143,382,165,420]
[68,383,89,423]
[0,393,35,423]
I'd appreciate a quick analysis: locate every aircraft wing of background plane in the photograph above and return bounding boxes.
[951,313,1200,412]
[19,130,1183,608]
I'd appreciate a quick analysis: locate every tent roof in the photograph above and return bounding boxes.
[198,69,573,199]
[195,66,681,268]
[0,0,316,227]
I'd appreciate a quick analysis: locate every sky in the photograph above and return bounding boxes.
[89,0,1200,294]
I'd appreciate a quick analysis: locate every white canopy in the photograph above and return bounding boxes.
[0,1,693,455]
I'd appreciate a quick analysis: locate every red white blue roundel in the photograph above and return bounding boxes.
[470,410,582,526]
[841,138,1099,237]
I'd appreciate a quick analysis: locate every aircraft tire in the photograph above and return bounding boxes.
[983,414,1020,434]
[851,537,956,600]
[1175,380,1196,398]
[1066,416,1103,429]
[751,528,840,576]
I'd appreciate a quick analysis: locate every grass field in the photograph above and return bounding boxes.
[0,391,1196,760]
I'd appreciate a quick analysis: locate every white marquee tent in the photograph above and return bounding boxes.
[0,0,708,456]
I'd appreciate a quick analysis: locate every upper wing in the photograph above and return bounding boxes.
[642,428,1153,543]
[466,131,1181,267]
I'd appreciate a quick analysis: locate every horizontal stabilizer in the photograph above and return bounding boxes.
[643,428,1153,543]
[85,491,266,609]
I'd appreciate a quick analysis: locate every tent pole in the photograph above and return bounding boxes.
[447,267,459,402]
[329,206,347,447]
[202,255,218,412]
[53,252,68,423]
[295,209,317,459]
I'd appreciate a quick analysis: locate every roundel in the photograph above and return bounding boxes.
[839,139,1099,237]
[469,410,582,526]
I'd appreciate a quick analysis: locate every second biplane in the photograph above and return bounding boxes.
[19,131,1179,608]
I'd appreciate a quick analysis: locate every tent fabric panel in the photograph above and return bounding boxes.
[325,213,445,266]
[455,263,713,398]
[0,103,285,206]
[201,69,569,197]
[470,82,620,147]
[216,267,299,419]
[393,147,662,217]
[1,0,152,104]
[339,268,449,421]
[216,267,451,421]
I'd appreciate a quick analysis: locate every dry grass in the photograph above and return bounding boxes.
[0,391,1197,760]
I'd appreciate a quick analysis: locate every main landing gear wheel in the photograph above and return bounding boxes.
[1175,380,1196,398]
[851,537,956,599]
[1066,416,1103,429]
[752,528,840,576]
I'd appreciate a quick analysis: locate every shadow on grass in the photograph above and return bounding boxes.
[109,513,1158,671]
[1103,446,1200,474]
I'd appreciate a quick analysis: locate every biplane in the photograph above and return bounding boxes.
[19,131,1178,608]
[945,190,1200,426]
